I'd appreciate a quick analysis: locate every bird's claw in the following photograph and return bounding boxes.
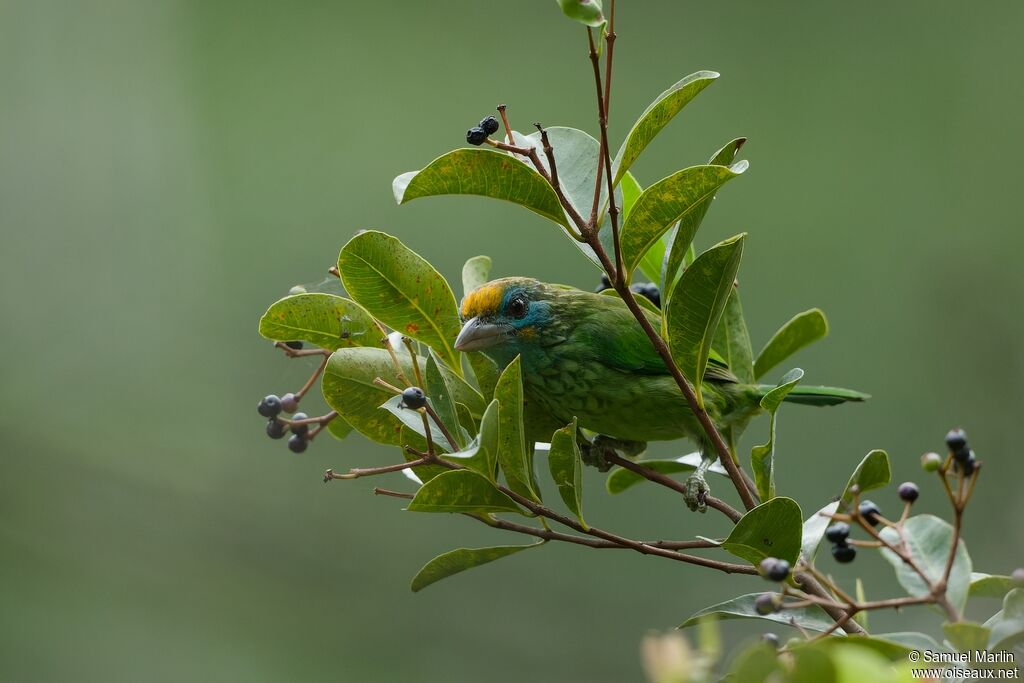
[580,441,613,472]
[683,473,709,513]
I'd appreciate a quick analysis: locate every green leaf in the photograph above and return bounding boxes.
[393,149,568,229]
[380,395,456,453]
[661,138,747,300]
[789,646,836,683]
[554,0,604,28]
[722,496,803,567]
[680,593,836,633]
[606,453,727,495]
[494,357,541,502]
[425,351,467,450]
[322,347,412,445]
[750,368,804,501]
[461,255,492,298]
[971,572,1024,599]
[620,165,745,281]
[984,588,1024,652]
[879,514,972,613]
[548,418,586,528]
[410,542,542,592]
[753,308,829,380]
[834,632,947,660]
[943,621,991,652]
[623,173,665,285]
[728,643,783,683]
[712,287,755,384]
[325,415,354,440]
[259,293,378,350]
[665,233,746,408]
[446,399,500,480]
[612,71,720,186]
[407,469,524,515]
[801,501,840,562]
[338,231,463,372]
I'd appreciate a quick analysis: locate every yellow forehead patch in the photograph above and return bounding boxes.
[461,284,503,319]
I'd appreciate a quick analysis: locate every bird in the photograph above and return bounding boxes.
[453,277,867,511]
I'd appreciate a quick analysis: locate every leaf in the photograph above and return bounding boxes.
[461,255,492,298]
[446,399,500,480]
[984,588,1024,651]
[943,621,991,652]
[622,172,664,285]
[879,514,972,613]
[753,308,829,380]
[679,593,836,633]
[712,287,755,384]
[801,501,840,562]
[722,496,803,567]
[393,148,568,228]
[494,357,541,502]
[836,632,948,660]
[325,415,354,440]
[620,165,745,280]
[407,470,524,515]
[467,353,499,400]
[548,418,586,528]
[425,351,466,449]
[789,647,836,683]
[380,395,457,453]
[750,368,804,501]
[554,0,604,28]
[665,233,746,408]
[662,138,747,300]
[322,347,413,445]
[337,231,463,372]
[259,293,378,350]
[410,542,542,592]
[728,643,783,683]
[612,71,720,186]
[606,453,728,495]
[970,572,1024,599]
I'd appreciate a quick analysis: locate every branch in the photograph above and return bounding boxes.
[604,453,742,523]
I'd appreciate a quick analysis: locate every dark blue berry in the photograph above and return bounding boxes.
[630,282,661,308]
[594,274,612,293]
[754,593,778,615]
[859,500,882,526]
[825,522,850,544]
[761,633,780,649]
[258,395,282,418]
[479,116,499,135]
[466,127,488,146]
[946,428,969,459]
[832,544,856,563]
[281,393,300,413]
[285,340,304,350]
[961,455,977,476]
[288,434,308,453]
[401,387,427,410]
[266,419,287,440]
[897,482,919,503]
[759,557,790,582]
[291,412,310,437]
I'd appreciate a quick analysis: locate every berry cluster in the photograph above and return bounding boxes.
[258,393,312,453]
[467,115,501,146]
[945,428,978,476]
[825,521,855,563]
[594,274,662,309]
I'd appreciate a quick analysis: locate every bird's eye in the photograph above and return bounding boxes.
[507,295,528,319]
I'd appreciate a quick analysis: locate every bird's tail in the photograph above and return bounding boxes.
[754,384,870,407]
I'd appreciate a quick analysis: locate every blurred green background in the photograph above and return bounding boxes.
[2,1,1023,681]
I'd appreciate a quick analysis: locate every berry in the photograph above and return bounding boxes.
[832,544,857,563]
[288,285,307,295]
[630,282,661,309]
[761,633,780,649]
[945,428,969,459]
[961,454,977,476]
[266,419,287,440]
[291,412,310,437]
[466,127,488,146]
[897,481,920,503]
[258,394,282,418]
[288,434,308,453]
[825,522,850,544]
[401,387,427,410]
[281,392,300,413]
[921,452,943,472]
[594,274,612,293]
[285,340,304,350]
[754,593,779,615]
[759,557,791,582]
[479,115,500,135]
[859,500,882,526]
[1011,568,1024,584]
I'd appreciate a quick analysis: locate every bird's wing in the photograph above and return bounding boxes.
[572,291,737,383]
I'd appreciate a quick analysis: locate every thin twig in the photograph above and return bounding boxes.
[604,453,742,523]
[325,456,429,481]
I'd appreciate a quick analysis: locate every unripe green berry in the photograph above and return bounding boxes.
[921,452,942,472]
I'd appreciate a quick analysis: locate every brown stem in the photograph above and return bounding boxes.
[373,487,415,500]
[604,453,742,523]
[792,571,866,636]
[325,456,430,481]
[424,403,460,452]
[496,104,513,145]
[275,341,331,359]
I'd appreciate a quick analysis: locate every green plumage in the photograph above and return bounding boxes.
[457,277,866,450]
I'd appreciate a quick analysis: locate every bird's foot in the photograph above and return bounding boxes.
[683,472,709,513]
[579,440,613,472]
[579,435,647,473]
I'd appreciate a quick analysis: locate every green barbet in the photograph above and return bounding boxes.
[454,277,867,511]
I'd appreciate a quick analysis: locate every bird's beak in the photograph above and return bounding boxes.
[454,317,509,352]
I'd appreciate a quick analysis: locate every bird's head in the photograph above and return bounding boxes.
[454,277,562,363]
